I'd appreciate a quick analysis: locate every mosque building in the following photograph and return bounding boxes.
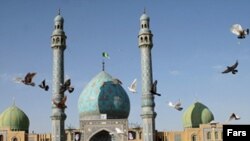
[0,12,223,141]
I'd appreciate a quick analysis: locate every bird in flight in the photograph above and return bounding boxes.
[53,96,67,109]
[128,78,137,93]
[150,80,161,96]
[231,24,249,39]
[228,113,240,121]
[222,60,238,74]
[60,79,74,93]
[115,128,125,135]
[39,79,49,91]
[168,99,183,111]
[15,72,36,86]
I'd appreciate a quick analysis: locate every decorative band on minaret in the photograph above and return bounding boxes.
[51,11,67,141]
[138,11,156,141]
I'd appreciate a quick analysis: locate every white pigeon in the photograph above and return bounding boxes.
[168,99,183,111]
[115,128,124,134]
[128,78,137,93]
[231,24,249,39]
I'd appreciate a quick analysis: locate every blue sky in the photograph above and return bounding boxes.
[1,0,250,133]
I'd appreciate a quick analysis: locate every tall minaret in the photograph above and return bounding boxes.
[138,11,156,141]
[51,10,67,141]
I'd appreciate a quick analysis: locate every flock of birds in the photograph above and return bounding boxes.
[11,24,246,125]
[221,23,249,75]
[14,72,74,109]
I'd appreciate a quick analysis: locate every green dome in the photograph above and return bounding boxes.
[78,71,130,119]
[0,105,29,133]
[182,102,214,128]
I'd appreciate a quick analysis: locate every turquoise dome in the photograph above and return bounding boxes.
[78,71,130,119]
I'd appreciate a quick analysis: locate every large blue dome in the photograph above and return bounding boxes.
[78,71,130,119]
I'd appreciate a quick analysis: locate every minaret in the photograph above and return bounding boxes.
[138,11,156,141]
[51,10,67,141]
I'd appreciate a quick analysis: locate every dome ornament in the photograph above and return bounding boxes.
[58,8,61,15]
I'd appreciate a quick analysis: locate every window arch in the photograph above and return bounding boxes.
[145,36,148,42]
[140,37,143,42]
[215,131,218,139]
[191,134,197,141]
[56,37,60,44]
[12,137,18,141]
[207,132,211,140]
[141,24,143,28]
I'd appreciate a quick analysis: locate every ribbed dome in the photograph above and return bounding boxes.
[78,71,130,120]
[182,102,214,128]
[0,104,29,133]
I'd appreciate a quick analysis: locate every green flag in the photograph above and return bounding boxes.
[102,52,110,59]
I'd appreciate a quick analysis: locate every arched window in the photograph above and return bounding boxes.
[191,134,197,141]
[57,25,60,29]
[140,37,143,42]
[61,38,64,44]
[215,131,218,139]
[12,137,18,141]
[56,37,60,43]
[53,38,55,44]
[144,24,147,28]
[145,36,148,42]
[139,131,142,139]
[0,135,3,141]
[207,132,211,139]
[141,24,143,28]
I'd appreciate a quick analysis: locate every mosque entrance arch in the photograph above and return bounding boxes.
[89,130,111,141]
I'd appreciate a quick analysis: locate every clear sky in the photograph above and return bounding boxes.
[1,0,250,133]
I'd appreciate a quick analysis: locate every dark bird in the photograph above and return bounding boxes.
[19,72,36,86]
[53,96,67,109]
[150,80,161,96]
[60,79,74,93]
[229,113,240,121]
[222,60,238,74]
[39,79,49,91]
[231,24,249,39]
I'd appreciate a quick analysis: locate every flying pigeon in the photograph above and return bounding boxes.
[115,128,125,134]
[168,99,183,111]
[222,60,238,74]
[231,24,249,39]
[150,80,161,96]
[60,79,74,93]
[128,78,137,93]
[39,79,49,91]
[53,96,67,109]
[228,113,240,121]
[16,72,36,86]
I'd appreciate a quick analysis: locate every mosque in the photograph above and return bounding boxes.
[0,12,223,141]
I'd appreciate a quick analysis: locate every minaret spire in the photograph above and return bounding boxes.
[58,8,61,15]
[138,11,156,141]
[102,60,105,71]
